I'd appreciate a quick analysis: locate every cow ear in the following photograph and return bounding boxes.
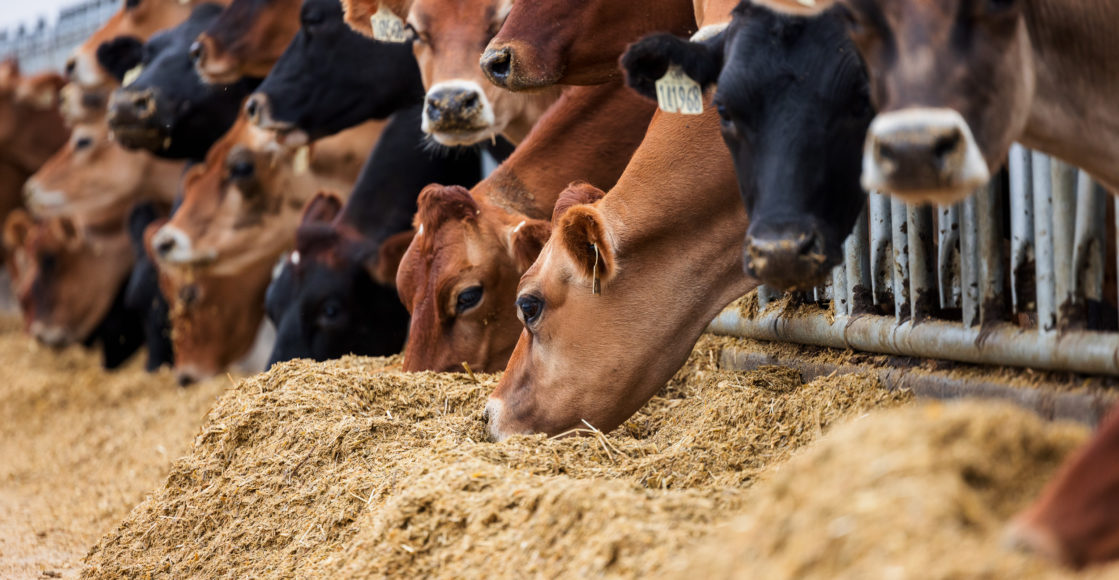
[552,182,606,222]
[509,219,550,271]
[3,208,32,251]
[621,31,726,100]
[301,192,343,225]
[17,74,65,110]
[96,36,144,83]
[752,0,834,16]
[369,229,415,287]
[559,205,615,291]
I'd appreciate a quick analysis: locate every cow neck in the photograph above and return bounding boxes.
[695,0,742,28]
[600,108,753,310]
[336,105,437,244]
[307,118,388,187]
[473,81,656,221]
[1022,0,1119,192]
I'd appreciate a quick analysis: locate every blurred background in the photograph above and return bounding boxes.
[0,0,118,72]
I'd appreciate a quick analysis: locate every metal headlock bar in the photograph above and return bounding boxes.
[710,145,1119,376]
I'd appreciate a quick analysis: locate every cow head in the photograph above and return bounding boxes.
[481,0,697,91]
[4,209,134,348]
[396,184,550,373]
[66,0,197,94]
[191,0,303,84]
[101,4,261,160]
[1006,407,1119,569]
[623,3,873,289]
[0,66,69,174]
[23,118,183,217]
[248,0,423,142]
[265,193,412,364]
[757,0,1030,203]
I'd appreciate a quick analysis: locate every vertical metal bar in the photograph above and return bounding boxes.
[891,198,911,322]
[960,195,980,327]
[977,176,1008,325]
[1071,171,1106,329]
[757,285,781,309]
[1033,152,1056,332]
[832,260,848,316]
[907,204,937,321]
[1008,144,1034,315]
[869,192,893,309]
[845,208,872,314]
[1052,159,1077,326]
[937,204,961,310]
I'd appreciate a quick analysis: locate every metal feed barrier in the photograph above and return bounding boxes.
[0,0,117,74]
[709,144,1119,379]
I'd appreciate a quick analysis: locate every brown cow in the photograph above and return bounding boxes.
[341,0,559,146]
[0,63,69,250]
[480,0,697,90]
[150,114,378,382]
[4,208,134,347]
[191,0,303,83]
[1006,406,1119,569]
[754,0,1119,204]
[396,81,655,373]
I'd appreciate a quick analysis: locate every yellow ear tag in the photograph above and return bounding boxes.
[370,4,410,43]
[122,64,143,88]
[292,145,310,175]
[654,64,703,115]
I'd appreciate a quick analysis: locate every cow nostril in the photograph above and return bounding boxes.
[155,237,176,257]
[877,140,897,164]
[933,130,962,161]
[64,58,76,79]
[461,91,479,110]
[483,47,511,84]
[188,41,204,64]
[245,98,258,120]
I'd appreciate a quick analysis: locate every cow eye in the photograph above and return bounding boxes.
[319,299,342,322]
[516,294,543,327]
[301,8,324,26]
[455,285,483,314]
[228,159,255,180]
[715,103,730,121]
[74,136,93,150]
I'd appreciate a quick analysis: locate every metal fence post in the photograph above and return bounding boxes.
[1008,144,1034,315]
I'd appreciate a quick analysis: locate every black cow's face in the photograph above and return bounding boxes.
[265,240,409,366]
[100,4,261,160]
[623,3,873,290]
[250,0,423,140]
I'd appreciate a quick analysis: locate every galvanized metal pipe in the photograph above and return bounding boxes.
[891,198,911,321]
[831,260,848,316]
[977,179,1008,324]
[1073,172,1106,303]
[960,195,981,327]
[1032,152,1056,332]
[937,204,961,310]
[1008,144,1034,314]
[1052,160,1078,325]
[907,204,937,321]
[845,209,872,313]
[869,192,893,308]
[708,308,1119,376]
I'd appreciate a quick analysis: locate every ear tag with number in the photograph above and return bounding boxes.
[292,145,311,175]
[654,65,703,115]
[370,4,410,43]
[122,65,143,88]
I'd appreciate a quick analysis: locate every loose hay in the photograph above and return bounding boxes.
[681,401,1119,580]
[0,315,229,578]
[81,336,911,578]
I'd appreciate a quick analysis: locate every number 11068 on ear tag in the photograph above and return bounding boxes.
[655,65,703,115]
[371,5,409,43]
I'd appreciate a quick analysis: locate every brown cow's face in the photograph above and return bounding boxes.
[67,0,196,92]
[841,0,1032,203]
[0,69,68,164]
[396,185,549,373]
[6,212,133,347]
[1007,408,1119,569]
[193,0,303,83]
[407,0,543,146]
[152,117,309,277]
[25,121,155,216]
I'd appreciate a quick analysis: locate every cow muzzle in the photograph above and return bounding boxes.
[862,107,990,203]
[23,180,68,214]
[30,321,75,348]
[422,81,495,146]
[108,88,165,150]
[743,225,831,291]
[151,225,215,267]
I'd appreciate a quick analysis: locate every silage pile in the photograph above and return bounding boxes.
[81,336,912,578]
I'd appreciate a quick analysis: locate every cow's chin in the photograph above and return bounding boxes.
[110,126,168,153]
[427,126,498,148]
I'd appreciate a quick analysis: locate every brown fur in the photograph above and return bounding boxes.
[194,0,303,83]
[396,81,655,373]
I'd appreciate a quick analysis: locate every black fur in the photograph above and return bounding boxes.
[124,203,174,372]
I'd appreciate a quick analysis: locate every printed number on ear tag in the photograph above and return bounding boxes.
[292,146,310,175]
[370,5,410,43]
[655,65,703,115]
[123,65,143,88]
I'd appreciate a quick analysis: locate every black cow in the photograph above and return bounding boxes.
[265,105,482,364]
[96,3,261,161]
[622,2,873,290]
[123,202,175,372]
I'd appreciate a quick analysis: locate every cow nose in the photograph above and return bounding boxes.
[424,86,485,127]
[245,93,267,125]
[151,225,191,263]
[743,227,830,291]
[188,40,204,64]
[111,89,157,121]
[480,46,512,87]
[862,107,991,200]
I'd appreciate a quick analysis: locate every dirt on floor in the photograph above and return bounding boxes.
[0,316,230,579]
